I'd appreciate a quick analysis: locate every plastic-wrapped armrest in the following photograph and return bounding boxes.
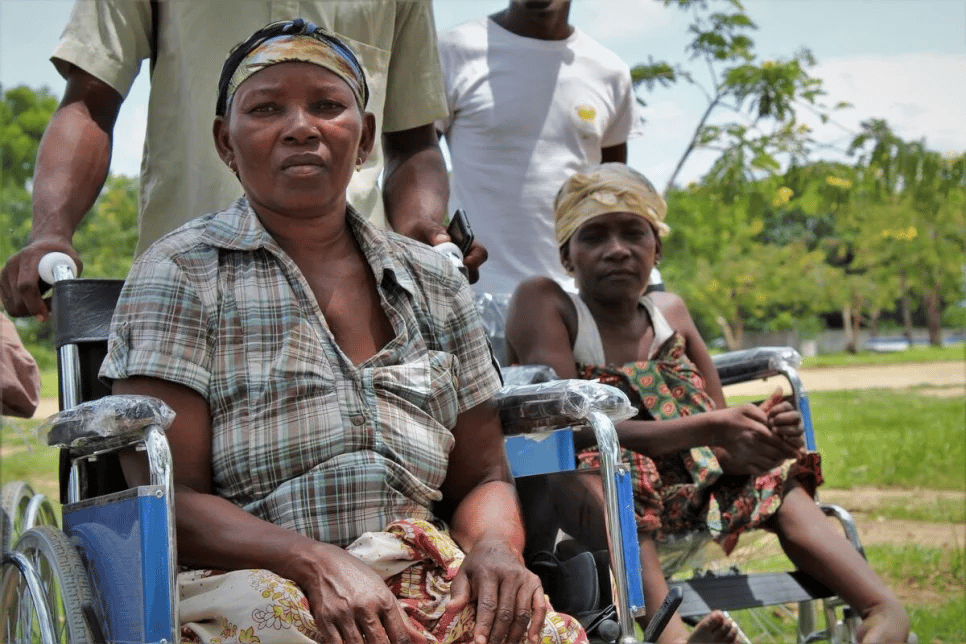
[711,346,802,386]
[496,379,637,434]
[39,395,175,449]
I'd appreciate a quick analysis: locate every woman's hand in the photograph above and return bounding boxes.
[288,542,414,644]
[446,538,547,644]
[759,388,807,453]
[710,404,802,476]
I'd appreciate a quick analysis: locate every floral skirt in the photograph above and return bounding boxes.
[579,447,823,555]
[179,519,588,644]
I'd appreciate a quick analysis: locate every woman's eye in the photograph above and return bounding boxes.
[314,100,345,112]
[249,103,279,114]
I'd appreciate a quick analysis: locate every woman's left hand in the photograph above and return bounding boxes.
[446,538,547,644]
[760,389,806,453]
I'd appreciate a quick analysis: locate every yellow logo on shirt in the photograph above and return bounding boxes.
[577,105,597,122]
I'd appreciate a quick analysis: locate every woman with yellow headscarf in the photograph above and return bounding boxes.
[506,163,909,644]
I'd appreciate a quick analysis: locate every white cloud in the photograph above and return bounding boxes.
[576,0,673,41]
[808,53,966,156]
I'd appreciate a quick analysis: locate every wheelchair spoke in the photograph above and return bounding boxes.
[2,527,96,644]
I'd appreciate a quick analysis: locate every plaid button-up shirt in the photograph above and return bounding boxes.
[101,198,503,546]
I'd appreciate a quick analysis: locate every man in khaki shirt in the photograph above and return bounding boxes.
[2,1,481,320]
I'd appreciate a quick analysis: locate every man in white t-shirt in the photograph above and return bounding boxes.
[437,0,643,297]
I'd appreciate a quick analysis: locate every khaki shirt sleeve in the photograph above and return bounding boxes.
[382,0,449,133]
[1,314,41,418]
[50,0,153,98]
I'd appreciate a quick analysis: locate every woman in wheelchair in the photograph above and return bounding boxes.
[505,164,909,644]
[99,20,586,644]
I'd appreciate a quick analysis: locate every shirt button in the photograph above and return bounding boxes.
[350,414,365,426]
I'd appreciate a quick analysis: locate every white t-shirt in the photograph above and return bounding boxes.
[438,17,643,296]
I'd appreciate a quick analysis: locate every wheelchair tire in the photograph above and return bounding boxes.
[1,481,35,546]
[0,525,97,644]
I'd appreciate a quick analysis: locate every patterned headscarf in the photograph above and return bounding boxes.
[216,19,368,116]
[554,163,669,247]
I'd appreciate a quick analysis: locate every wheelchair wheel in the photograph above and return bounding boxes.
[1,481,36,545]
[0,525,97,644]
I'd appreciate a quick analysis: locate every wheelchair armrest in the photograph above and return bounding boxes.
[40,395,175,451]
[711,346,803,386]
[500,364,559,386]
[496,379,637,435]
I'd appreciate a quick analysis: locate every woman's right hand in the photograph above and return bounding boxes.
[710,405,802,476]
[287,542,414,644]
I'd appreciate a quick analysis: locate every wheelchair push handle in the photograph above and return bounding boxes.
[434,241,469,278]
[38,252,78,285]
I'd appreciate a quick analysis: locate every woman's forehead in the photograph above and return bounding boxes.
[234,62,354,97]
[578,211,652,229]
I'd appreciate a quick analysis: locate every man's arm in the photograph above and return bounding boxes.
[600,142,627,164]
[382,124,449,242]
[0,67,121,319]
[382,125,488,282]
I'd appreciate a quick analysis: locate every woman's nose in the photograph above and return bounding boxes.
[602,235,631,258]
[284,107,320,143]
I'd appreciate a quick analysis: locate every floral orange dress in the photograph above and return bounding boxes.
[569,294,822,555]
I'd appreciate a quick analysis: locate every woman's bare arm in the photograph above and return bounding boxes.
[442,398,546,644]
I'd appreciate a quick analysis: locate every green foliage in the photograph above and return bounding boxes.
[0,84,59,189]
[634,1,843,194]
[74,174,139,279]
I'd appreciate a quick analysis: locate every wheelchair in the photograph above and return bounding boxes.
[475,293,871,644]
[0,254,669,644]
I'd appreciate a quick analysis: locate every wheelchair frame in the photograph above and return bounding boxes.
[0,266,660,644]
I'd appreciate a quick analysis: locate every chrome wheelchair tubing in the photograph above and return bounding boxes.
[1,551,58,644]
[771,359,817,452]
[145,424,180,639]
[49,261,83,412]
[820,503,865,557]
[585,410,642,644]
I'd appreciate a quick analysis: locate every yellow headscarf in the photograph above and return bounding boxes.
[554,163,669,248]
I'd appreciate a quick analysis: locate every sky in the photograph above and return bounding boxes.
[1,0,964,191]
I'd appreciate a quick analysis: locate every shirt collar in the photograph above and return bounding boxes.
[201,196,416,296]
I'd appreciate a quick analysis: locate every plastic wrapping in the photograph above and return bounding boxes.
[475,292,512,366]
[474,292,511,340]
[40,395,175,448]
[656,531,717,577]
[496,379,637,434]
[712,346,803,386]
[500,365,559,387]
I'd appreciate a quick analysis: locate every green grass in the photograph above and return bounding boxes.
[802,343,964,368]
[0,416,59,502]
[868,543,966,644]
[868,496,966,523]
[808,389,966,490]
[39,367,58,399]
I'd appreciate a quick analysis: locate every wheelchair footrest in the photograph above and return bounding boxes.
[670,571,834,618]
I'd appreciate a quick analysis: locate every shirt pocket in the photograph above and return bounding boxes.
[373,349,461,432]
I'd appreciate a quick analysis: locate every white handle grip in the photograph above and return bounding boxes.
[434,241,468,278]
[38,252,77,284]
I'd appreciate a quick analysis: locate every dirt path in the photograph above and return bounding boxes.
[724,360,964,398]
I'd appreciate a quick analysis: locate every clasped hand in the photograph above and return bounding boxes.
[294,538,545,644]
[711,388,805,476]
[446,538,547,644]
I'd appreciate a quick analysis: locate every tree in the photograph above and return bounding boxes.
[75,174,139,279]
[633,0,847,196]
[0,84,59,189]
[661,176,838,349]
[847,120,966,346]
